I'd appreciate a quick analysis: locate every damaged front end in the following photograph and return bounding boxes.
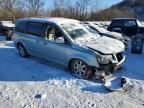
[94,52,125,79]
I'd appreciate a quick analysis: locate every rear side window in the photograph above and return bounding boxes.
[27,22,44,37]
[15,21,27,33]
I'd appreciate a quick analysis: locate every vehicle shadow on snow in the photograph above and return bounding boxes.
[3,41,144,81]
[81,85,110,94]
[0,35,6,41]
[3,42,14,46]
[0,42,97,82]
[0,43,75,81]
[0,42,144,94]
[0,43,111,94]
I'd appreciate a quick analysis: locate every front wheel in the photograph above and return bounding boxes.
[70,59,93,79]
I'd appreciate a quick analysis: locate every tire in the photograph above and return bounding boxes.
[17,44,29,57]
[70,59,93,79]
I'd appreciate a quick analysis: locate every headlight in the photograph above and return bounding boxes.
[96,54,112,64]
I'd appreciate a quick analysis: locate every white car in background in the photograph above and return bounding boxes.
[0,21,15,40]
[81,22,130,48]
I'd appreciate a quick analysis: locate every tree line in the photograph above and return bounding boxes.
[0,0,135,22]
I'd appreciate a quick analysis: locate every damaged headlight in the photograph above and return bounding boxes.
[96,54,112,64]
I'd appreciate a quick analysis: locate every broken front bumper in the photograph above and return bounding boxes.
[114,55,126,71]
[96,54,126,74]
[94,55,125,79]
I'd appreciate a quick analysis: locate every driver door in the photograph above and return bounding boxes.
[42,24,67,66]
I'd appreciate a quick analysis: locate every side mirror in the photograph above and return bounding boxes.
[55,37,65,44]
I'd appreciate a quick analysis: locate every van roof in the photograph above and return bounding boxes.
[17,17,79,25]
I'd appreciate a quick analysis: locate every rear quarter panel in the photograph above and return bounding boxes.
[13,31,31,54]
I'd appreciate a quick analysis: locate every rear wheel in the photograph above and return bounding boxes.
[70,59,93,79]
[17,44,29,57]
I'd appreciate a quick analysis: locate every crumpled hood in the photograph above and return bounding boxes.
[85,36,125,54]
[104,31,124,40]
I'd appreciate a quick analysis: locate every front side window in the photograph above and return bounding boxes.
[46,25,63,41]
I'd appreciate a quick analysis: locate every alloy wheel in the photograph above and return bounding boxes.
[71,59,92,79]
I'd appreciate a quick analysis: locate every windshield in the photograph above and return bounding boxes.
[61,23,100,42]
[93,25,108,33]
[82,24,98,34]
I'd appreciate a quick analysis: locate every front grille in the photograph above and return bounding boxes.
[116,52,123,62]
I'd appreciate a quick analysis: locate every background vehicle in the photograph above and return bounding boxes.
[108,18,144,37]
[131,35,144,54]
[13,18,125,79]
[81,23,130,48]
[0,21,15,40]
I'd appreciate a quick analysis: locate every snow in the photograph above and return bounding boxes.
[1,21,15,28]
[0,36,144,108]
[0,35,5,41]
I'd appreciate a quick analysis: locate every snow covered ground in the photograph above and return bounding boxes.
[0,35,144,108]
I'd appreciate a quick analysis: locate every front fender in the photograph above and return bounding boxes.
[66,53,99,68]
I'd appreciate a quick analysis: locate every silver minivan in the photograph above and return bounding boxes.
[13,18,125,79]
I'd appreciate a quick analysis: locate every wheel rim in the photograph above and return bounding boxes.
[18,45,25,57]
[72,60,87,78]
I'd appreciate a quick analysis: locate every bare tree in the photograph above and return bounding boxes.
[52,0,66,17]
[0,0,22,22]
[0,0,24,22]
[75,0,88,20]
[26,0,44,17]
[51,0,93,20]
[94,8,135,21]
[0,0,135,22]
